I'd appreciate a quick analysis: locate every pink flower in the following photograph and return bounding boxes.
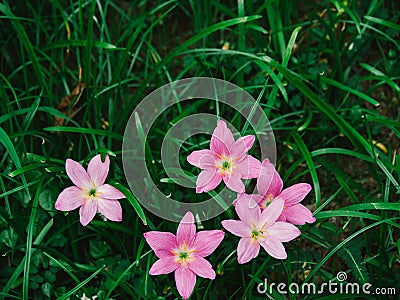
[144,212,224,299]
[222,194,300,263]
[55,154,125,226]
[256,159,316,225]
[187,120,261,193]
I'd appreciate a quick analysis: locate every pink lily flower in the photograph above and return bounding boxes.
[144,211,224,299]
[55,154,125,226]
[187,120,261,193]
[257,159,316,225]
[222,194,300,263]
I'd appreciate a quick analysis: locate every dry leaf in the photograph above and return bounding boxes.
[55,82,86,125]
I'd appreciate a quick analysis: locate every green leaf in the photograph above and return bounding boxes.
[8,162,45,177]
[110,182,149,227]
[0,228,18,249]
[42,39,125,51]
[319,77,380,107]
[292,132,321,207]
[57,265,105,300]
[0,127,22,170]
[43,126,123,140]
[38,189,56,216]
[338,237,370,284]
[89,240,111,260]
[364,15,400,31]
[23,180,43,299]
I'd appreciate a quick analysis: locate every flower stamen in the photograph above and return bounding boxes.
[172,240,197,266]
[261,194,274,209]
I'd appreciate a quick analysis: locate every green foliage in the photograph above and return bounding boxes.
[338,237,370,284]
[0,0,399,299]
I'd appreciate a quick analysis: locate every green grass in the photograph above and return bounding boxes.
[0,0,399,299]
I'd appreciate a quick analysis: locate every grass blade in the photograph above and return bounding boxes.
[110,182,149,228]
[292,131,321,207]
[23,180,43,299]
[57,265,105,300]
[43,126,123,140]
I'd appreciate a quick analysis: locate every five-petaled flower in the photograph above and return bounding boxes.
[222,194,300,264]
[55,154,125,226]
[144,211,225,299]
[187,120,261,193]
[256,159,316,225]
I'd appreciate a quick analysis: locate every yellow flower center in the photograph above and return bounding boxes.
[214,154,237,175]
[83,181,103,199]
[250,222,268,240]
[171,241,196,266]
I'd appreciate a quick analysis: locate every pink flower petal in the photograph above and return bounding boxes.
[55,186,86,211]
[196,173,222,193]
[79,200,98,226]
[192,230,225,257]
[231,136,248,160]
[267,222,301,242]
[236,135,255,152]
[236,155,261,179]
[149,257,179,275]
[223,172,245,193]
[257,159,277,197]
[233,194,263,207]
[97,199,122,222]
[235,194,260,225]
[175,266,196,299]
[221,220,250,237]
[210,120,234,156]
[283,204,316,225]
[196,168,217,188]
[97,184,125,199]
[189,256,215,279]
[65,159,91,190]
[176,212,196,246]
[237,237,260,264]
[187,150,217,169]
[259,236,287,259]
[277,183,312,205]
[87,154,110,187]
[265,172,283,200]
[259,198,284,229]
[276,214,287,222]
[143,231,177,258]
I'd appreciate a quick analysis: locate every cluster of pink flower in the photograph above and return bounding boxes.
[145,120,315,298]
[55,120,315,299]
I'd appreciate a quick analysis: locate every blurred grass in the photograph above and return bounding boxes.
[0,0,399,299]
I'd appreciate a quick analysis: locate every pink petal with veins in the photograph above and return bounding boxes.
[87,154,110,186]
[176,212,196,246]
[237,237,260,264]
[175,266,196,299]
